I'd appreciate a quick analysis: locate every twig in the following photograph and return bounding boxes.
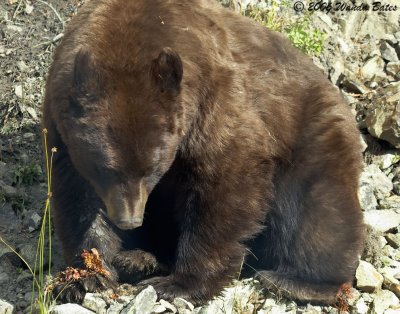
[36,0,64,30]
[12,0,23,20]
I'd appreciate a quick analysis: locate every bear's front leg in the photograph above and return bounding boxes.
[140,184,267,302]
[50,149,122,303]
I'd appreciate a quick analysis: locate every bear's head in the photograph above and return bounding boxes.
[58,47,185,230]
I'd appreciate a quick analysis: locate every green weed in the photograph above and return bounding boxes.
[219,0,326,56]
[12,162,41,186]
[0,128,56,313]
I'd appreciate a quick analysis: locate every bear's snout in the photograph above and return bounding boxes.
[103,181,148,230]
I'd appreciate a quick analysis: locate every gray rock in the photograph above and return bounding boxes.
[358,184,378,211]
[330,59,344,85]
[361,56,386,81]
[342,72,369,94]
[82,293,107,314]
[0,181,17,198]
[364,210,400,233]
[359,164,393,202]
[22,132,35,140]
[0,162,6,179]
[50,303,95,314]
[0,299,14,314]
[27,212,42,232]
[386,234,400,249]
[365,95,400,147]
[356,260,384,293]
[380,42,399,62]
[16,61,28,72]
[393,182,400,195]
[122,286,157,314]
[373,290,399,314]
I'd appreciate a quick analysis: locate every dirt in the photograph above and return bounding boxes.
[0,1,87,312]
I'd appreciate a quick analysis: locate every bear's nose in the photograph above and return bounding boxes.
[114,217,143,230]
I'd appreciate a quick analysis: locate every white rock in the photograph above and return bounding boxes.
[356,261,384,293]
[24,3,34,14]
[360,135,368,152]
[373,290,399,314]
[173,297,194,312]
[355,298,369,314]
[387,62,400,78]
[361,56,386,81]
[380,42,399,62]
[82,293,107,314]
[364,210,400,233]
[151,304,167,314]
[122,286,157,314]
[159,300,177,313]
[384,309,400,314]
[50,303,95,314]
[14,85,23,99]
[379,153,400,170]
[0,299,14,314]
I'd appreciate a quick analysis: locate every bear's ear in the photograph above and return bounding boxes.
[150,47,183,92]
[73,49,101,95]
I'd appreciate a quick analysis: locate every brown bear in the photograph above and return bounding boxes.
[42,0,365,305]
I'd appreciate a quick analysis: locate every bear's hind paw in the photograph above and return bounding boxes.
[138,275,194,302]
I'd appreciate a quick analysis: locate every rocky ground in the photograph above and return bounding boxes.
[0,0,399,313]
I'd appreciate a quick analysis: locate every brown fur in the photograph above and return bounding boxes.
[42,0,365,304]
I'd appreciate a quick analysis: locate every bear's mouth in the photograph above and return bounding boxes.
[113,217,143,230]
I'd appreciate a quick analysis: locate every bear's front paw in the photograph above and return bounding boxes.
[52,272,117,304]
[139,275,193,301]
[112,250,167,283]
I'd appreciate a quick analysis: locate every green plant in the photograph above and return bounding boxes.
[284,16,326,56]
[0,129,56,313]
[243,0,326,56]
[244,0,290,31]
[12,162,41,186]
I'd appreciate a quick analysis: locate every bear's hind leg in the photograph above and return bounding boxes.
[255,270,341,304]
[257,116,365,304]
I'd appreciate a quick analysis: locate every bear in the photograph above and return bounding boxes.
[42,0,365,305]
